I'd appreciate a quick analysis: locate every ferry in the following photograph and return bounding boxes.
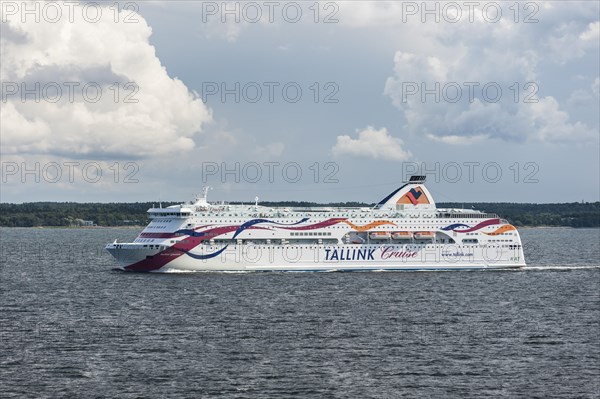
[105,176,526,272]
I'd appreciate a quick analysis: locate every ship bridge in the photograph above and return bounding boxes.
[147,205,192,219]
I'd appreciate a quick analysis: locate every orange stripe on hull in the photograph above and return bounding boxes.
[484,225,516,236]
[342,220,397,231]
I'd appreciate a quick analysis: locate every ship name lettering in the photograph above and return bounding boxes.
[380,246,418,260]
[324,248,375,261]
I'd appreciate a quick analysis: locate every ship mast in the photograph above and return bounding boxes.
[192,186,212,208]
[201,186,212,202]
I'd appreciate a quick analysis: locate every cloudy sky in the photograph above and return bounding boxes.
[1,1,598,204]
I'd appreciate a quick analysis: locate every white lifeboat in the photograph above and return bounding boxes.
[392,231,413,240]
[369,231,391,240]
[414,231,435,239]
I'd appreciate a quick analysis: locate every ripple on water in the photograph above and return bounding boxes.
[0,227,598,398]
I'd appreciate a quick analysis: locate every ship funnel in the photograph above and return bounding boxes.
[375,175,435,210]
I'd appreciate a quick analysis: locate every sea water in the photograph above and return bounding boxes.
[0,227,598,398]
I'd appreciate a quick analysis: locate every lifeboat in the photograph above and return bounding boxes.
[413,231,435,239]
[392,231,413,240]
[351,235,365,244]
[369,231,391,240]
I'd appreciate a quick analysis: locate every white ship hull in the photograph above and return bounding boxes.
[106,228,526,272]
[106,177,526,272]
[106,243,524,272]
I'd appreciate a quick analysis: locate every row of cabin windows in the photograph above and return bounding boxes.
[465,232,514,236]
[196,243,517,249]
[438,213,497,219]
[132,239,519,249]
[194,220,496,226]
[133,236,518,247]
[189,213,497,219]
[189,223,492,230]
[290,232,332,236]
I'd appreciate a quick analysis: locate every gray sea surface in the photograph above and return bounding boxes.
[0,227,599,398]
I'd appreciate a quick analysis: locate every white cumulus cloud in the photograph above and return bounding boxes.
[426,133,490,145]
[529,97,596,142]
[384,45,596,143]
[336,2,598,144]
[579,21,600,42]
[332,126,411,161]
[0,2,212,159]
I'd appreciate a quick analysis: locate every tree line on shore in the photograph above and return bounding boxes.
[0,201,598,228]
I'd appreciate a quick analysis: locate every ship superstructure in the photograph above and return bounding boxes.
[106,176,525,272]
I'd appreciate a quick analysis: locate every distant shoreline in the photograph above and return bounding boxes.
[1,201,598,228]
